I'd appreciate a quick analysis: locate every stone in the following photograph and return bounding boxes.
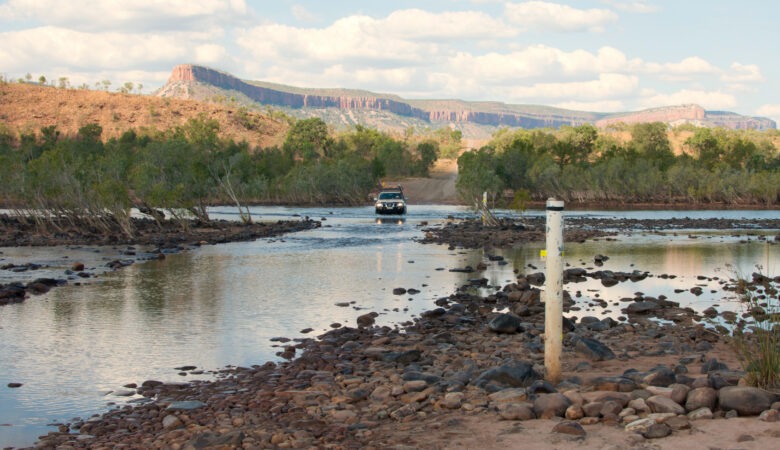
[759,409,779,422]
[552,420,586,437]
[624,418,655,433]
[166,400,206,411]
[533,393,571,418]
[488,313,524,333]
[701,358,729,373]
[664,416,691,431]
[565,404,584,420]
[685,387,717,411]
[628,398,650,414]
[473,361,540,390]
[488,388,528,403]
[719,386,774,416]
[587,376,636,392]
[574,337,616,361]
[642,366,676,387]
[441,392,464,409]
[357,312,379,328]
[626,301,660,314]
[642,423,672,439]
[646,395,685,415]
[162,414,183,430]
[669,384,690,405]
[687,407,713,420]
[498,402,536,420]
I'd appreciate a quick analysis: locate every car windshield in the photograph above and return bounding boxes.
[379,192,402,200]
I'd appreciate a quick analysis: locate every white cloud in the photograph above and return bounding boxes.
[291,4,318,23]
[600,0,659,13]
[448,46,628,83]
[639,89,737,110]
[721,63,764,83]
[504,1,618,32]
[383,9,515,39]
[756,104,780,125]
[554,100,625,112]
[0,0,248,32]
[509,73,639,101]
[642,56,719,76]
[236,13,455,68]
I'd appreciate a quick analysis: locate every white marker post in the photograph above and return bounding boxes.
[543,198,564,383]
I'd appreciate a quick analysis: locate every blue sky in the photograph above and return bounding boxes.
[2,0,778,123]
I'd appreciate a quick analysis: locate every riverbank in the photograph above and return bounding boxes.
[21,216,780,449]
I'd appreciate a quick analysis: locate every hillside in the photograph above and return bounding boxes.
[157,64,777,140]
[0,82,288,148]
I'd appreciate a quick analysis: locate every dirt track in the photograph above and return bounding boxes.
[386,159,460,204]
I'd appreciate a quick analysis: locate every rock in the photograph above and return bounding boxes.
[664,415,691,431]
[626,301,660,314]
[188,431,245,448]
[162,414,183,429]
[574,337,616,361]
[687,407,713,420]
[488,388,528,403]
[642,366,676,387]
[759,409,779,422]
[532,393,571,418]
[719,386,774,416]
[498,402,536,420]
[166,400,207,411]
[473,360,540,390]
[646,395,685,415]
[392,287,407,295]
[624,418,655,433]
[552,420,586,437]
[588,376,636,392]
[488,313,524,333]
[565,404,584,420]
[441,392,464,409]
[685,387,717,411]
[642,423,672,439]
[357,312,379,328]
[701,358,729,373]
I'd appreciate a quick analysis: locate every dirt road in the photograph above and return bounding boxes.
[385,158,460,205]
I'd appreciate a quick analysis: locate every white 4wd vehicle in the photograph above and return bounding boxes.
[374,186,407,215]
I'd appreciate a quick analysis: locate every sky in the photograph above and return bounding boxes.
[1,0,779,124]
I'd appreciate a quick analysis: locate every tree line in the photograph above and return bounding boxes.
[457,123,780,208]
[0,116,439,235]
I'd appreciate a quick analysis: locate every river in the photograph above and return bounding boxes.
[0,206,778,448]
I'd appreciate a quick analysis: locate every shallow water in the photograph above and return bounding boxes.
[0,206,777,447]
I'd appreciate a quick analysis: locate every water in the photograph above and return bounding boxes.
[0,206,777,447]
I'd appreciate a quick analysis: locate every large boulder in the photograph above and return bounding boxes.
[719,386,774,416]
[574,337,616,361]
[488,313,524,334]
[473,361,540,391]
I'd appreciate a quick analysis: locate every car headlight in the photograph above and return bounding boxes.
[375,202,382,207]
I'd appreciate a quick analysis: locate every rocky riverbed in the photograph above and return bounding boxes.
[6,216,780,449]
[418,216,780,249]
[21,216,780,450]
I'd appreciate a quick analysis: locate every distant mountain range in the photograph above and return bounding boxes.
[157,64,776,139]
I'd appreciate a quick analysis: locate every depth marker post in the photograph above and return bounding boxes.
[543,198,564,383]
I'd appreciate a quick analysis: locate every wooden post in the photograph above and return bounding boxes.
[544,198,564,383]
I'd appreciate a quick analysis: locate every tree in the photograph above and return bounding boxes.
[38,75,46,85]
[283,117,330,161]
[631,122,675,170]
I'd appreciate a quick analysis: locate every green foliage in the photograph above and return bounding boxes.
[455,123,779,206]
[729,268,780,389]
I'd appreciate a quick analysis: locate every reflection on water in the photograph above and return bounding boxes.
[0,206,777,447]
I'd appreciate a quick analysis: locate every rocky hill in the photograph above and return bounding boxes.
[157,64,776,138]
[0,82,288,147]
